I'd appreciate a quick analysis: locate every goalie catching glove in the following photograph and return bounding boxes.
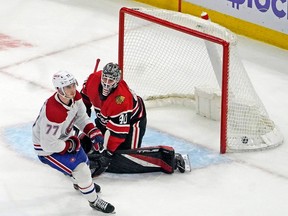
[89,150,112,177]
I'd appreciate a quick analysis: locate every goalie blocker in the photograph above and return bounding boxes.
[80,136,191,176]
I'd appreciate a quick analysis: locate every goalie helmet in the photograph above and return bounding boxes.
[101,62,121,96]
[52,71,78,97]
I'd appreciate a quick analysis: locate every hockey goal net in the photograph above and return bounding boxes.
[118,7,283,153]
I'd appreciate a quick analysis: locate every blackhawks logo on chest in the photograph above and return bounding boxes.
[115,95,125,104]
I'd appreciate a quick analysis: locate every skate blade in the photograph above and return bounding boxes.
[94,209,116,215]
[182,154,192,172]
[91,205,116,214]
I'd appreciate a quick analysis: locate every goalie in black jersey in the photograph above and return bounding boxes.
[79,60,189,177]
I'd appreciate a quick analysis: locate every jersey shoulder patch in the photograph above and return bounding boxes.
[46,94,68,123]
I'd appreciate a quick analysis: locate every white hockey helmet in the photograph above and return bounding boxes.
[52,71,78,97]
[101,62,121,96]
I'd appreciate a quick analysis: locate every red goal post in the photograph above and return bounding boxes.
[118,7,283,153]
[178,0,182,12]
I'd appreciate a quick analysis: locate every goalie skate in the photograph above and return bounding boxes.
[175,153,191,173]
[182,154,192,172]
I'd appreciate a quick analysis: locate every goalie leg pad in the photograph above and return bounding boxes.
[106,146,175,174]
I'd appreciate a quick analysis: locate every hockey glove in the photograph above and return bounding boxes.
[65,136,81,154]
[89,150,112,177]
[89,128,104,153]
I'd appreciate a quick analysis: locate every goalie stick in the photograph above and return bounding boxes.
[93,58,101,73]
[73,58,101,137]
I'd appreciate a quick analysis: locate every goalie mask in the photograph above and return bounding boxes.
[101,63,121,96]
[52,71,78,98]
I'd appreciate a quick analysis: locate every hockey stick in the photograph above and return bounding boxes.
[94,58,101,73]
[74,58,101,137]
[73,126,80,136]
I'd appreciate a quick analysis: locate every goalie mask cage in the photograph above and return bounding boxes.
[118,7,283,153]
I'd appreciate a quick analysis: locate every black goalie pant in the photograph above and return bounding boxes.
[106,146,175,174]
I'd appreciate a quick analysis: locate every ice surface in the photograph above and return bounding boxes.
[0,0,288,216]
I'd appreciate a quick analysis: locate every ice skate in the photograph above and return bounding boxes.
[174,153,191,173]
[89,196,115,213]
[174,153,186,173]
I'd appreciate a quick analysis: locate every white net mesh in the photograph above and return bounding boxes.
[120,8,283,152]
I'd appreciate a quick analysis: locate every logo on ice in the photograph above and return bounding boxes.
[228,0,287,19]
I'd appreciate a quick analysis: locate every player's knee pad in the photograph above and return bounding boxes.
[72,162,92,186]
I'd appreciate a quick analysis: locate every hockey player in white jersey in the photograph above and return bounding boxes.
[32,71,115,214]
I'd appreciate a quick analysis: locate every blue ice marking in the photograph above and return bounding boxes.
[142,128,231,168]
[3,123,231,168]
[3,122,37,160]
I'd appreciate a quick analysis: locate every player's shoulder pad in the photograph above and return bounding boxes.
[90,70,102,80]
[46,94,68,123]
[74,90,82,101]
[85,70,101,86]
[117,80,131,97]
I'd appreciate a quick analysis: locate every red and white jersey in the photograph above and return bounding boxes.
[32,91,95,156]
[81,71,145,152]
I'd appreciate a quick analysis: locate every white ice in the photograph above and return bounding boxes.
[0,0,288,216]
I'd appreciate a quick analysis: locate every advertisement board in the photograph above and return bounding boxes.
[186,0,287,34]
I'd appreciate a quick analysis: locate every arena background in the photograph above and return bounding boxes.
[135,0,288,50]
